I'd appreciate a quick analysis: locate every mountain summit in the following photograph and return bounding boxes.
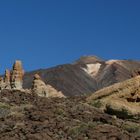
[74,55,104,65]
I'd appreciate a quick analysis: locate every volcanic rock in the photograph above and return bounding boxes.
[87,75,140,119]
[4,69,11,89]
[131,68,140,77]
[32,74,65,98]
[0,77,5,90]
[10,60,24,90]
[0,90,138,139]
[23,56,140,96]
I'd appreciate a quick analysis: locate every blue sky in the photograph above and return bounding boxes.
[0,0,140,73]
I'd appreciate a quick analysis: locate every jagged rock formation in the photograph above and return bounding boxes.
[87,76,140,119]
[10,60,24,90]
[23,56,140,96]
[32,74,65,98]
[4,69,11,89]
[0,77,5,90]
[0,70,11,90]
[0,60,24,91]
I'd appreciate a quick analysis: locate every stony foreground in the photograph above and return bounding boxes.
[0,91,139,140]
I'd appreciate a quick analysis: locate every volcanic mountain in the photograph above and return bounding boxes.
[23,56,140,96]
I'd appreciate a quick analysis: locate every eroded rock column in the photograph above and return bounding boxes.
[4,69,11,89]
[0,77,5,90]
[10,60,24,90]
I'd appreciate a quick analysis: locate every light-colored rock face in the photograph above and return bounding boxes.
[0,77,5,90]
[82,63,101,77]
[0,61,24,91]
[0,70,11,90]
[4,69,11,89]
[106,60,120,65]
[10,60,24,90]
[87,76,140,119]
[32,74,65,98]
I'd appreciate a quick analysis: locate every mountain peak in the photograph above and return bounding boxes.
[74,55,104,65]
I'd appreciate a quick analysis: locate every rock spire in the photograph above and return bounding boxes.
[10,60,24,90]
[4,69,11,89]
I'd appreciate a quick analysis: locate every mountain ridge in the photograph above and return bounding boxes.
[22,56,140,96]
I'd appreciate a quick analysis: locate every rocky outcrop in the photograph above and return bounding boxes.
[131,68,140,77]
[4,69,11,89]
[0,60,24,91]
[87,76,140,119]
[0,77,5,90]
[10,60,24,90]
[0,70,11,90]
[32,74,65,98]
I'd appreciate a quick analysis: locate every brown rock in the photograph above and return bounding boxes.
[131,69,140,77]
[34,74,41,80]
[10,60,24,90]
[32,74,65,98]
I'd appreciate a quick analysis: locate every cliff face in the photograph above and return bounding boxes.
[23,56,140,96]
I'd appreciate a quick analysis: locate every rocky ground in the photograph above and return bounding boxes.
[0,90,139,140]
[87,76,140,120]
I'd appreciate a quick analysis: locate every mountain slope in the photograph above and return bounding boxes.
[0,90,139,140]
[23,56,140,96]
[87,75,140,119]
[23,64,97,96]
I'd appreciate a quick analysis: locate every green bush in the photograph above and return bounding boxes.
[122,123,140,133]
[91,100,102,108]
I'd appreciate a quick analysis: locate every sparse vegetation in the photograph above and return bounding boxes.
[0,90,138,139]
[90,100,103,108]
[68,122,98,139]
[0,102,10,109]
[55,108,66,116]
[105,105,134,119]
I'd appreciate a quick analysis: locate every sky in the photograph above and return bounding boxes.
[0,0,140,73]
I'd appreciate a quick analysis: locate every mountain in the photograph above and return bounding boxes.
[23,64,97,96]
[0,57,139,139]
[23,56,140,96]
